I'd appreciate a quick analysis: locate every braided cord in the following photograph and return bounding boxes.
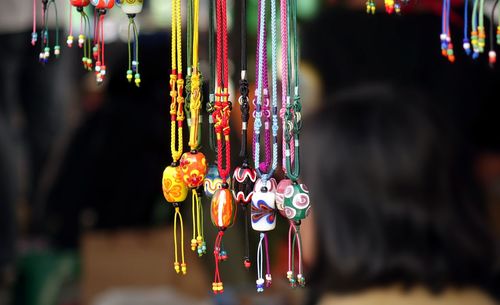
[170,0,184,162]
[284,0,301,181]
[208,0,217,153]
[189,0,203,151]
[213,0,231,180]
[255,0,278,182]
[238,0,250,161]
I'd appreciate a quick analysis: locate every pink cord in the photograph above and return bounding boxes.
[31,0,36,39]
[280,0,295,174]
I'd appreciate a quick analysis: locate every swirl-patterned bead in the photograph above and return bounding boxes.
[210,188,236,229]
[283,183,311,221]
[180,151,207,189]
[120,0,144,14]
[251,186,277,232]
[232,166,257,205]
[204,165,230,198]
[276,179,293,217]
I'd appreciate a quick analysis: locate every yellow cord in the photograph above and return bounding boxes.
[170,0,184,163]
[170,0,186,275]
[191,190,197,251]
[189,0,202,151]
[190,189,204,255]
[173,207,186,275]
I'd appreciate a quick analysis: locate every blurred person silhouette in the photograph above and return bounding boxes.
[301,84,499,305]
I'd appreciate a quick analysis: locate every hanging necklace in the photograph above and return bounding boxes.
[204,0,230,199]
[489,0,500,66]
[162,0,189,276]
[277,0,310,288]
[252,0,278,293]
[232,0,257,271]
[210,0,235,294]
[39,0,61,64]
[119,0,143,87]
[440,0,455,63]
[91,0,115,84]
[68,0,93,71]
[180,0,208,258]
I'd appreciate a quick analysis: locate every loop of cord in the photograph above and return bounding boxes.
[254,0,279,184]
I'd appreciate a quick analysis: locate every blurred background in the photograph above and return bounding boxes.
[2,0,500,304]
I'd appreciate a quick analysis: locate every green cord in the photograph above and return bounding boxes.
[284,0,301,181]
[133,20,139,75]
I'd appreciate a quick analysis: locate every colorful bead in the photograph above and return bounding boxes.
[180,151,207,188]
[276,179,293,217]
[253,177,277,193]
[120,0,144,14]
[283,183,311,222]
[232,166,257,205]
[204,165,230,198]
[162,165,189,203]
[54,45,61,57]
[385,0,394,14]
[256,278,265,293]
[251,186,277,232]
[67,35,74,48]
[78,34,85,48]
[134,73,141,87]
[489,51,496,65]
[210,188,236,229]
[126,70,133,82]
[70,0,91,6]
[265,273,272,287]
[31,32,38,46]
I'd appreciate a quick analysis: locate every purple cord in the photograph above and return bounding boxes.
[253,0,272,174]
[264,233,271,275]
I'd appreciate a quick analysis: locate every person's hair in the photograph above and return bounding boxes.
[303,84,499,301]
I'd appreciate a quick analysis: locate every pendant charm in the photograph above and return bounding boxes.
[251,181,277,232]
[283,183,311,221]
[210,188,237,229]
[120,0,143,14]
[180,151,207,188]
[162,165,189,203]
[232,166,257,205]
[204,164,230,198]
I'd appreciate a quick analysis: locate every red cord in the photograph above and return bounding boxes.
[214,0,231,181]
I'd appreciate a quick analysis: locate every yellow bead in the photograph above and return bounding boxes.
[181,263,187,275]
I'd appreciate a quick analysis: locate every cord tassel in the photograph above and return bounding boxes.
[190,189,206,255]
[287,222,305,288]
[213,230,225,294]
[173,206,187,275]
[256,232,265,292]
